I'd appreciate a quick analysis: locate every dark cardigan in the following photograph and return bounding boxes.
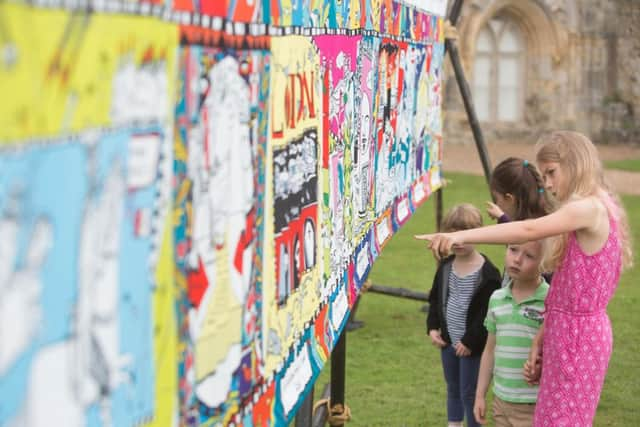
[426,254,502,357]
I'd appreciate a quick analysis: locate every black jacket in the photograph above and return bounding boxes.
[426,254,501,357]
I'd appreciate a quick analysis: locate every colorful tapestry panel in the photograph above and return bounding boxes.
[0,0,445,425]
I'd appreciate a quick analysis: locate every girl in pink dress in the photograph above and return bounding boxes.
[415,131,633,426]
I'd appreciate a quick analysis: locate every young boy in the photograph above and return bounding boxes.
[427,204,502,427]
[473,240,550,426]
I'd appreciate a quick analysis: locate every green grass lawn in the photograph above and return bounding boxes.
[313,172,640,426]
[604,158,640,172]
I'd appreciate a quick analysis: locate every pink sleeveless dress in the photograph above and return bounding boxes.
[534,216,622,426]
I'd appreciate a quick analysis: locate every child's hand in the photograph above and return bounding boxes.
[523,357,542,385]
[473,395,487,425]
[486,201,504,220]
[524,339,543,385]
[454,342,471,357]
[428,330,447,348]
[414,232,462,261]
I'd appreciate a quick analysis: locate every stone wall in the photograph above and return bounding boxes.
[606,0,640,142]
[443,0,640,145]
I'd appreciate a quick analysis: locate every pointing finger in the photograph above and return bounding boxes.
[414,234,432,241]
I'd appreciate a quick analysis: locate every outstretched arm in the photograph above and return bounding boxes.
[416,198,598,259]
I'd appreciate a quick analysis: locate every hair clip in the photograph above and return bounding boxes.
[538,188,544,193]
[523,160,529,167]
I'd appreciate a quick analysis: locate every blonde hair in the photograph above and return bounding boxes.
[507,239,547,274]
[442,203,483,232]
[535,130,633,270]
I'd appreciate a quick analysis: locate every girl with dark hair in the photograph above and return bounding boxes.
[486,157,552,223]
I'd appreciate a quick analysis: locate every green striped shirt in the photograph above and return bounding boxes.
[484,279,549,403]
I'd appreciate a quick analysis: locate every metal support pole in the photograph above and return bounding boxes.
[367,283,429,301]
[443,0,493,185]
[421,187,444,313]
[311,383,331,427]
[435,187,443,232]
[330,330,347,427]
[448,0,465,27]
[345,295,365,331]
[445,39,493,184]
[294,387,315,427]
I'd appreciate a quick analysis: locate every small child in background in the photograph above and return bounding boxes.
[473,240,549,427]
[426,204,502,427]
[485,157,551,223]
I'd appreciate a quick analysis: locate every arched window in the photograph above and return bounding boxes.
[473,17,524,122]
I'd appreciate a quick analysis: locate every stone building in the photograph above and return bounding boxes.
[443,0,640,145]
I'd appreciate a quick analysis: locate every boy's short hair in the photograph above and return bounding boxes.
[442,203,483,232]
